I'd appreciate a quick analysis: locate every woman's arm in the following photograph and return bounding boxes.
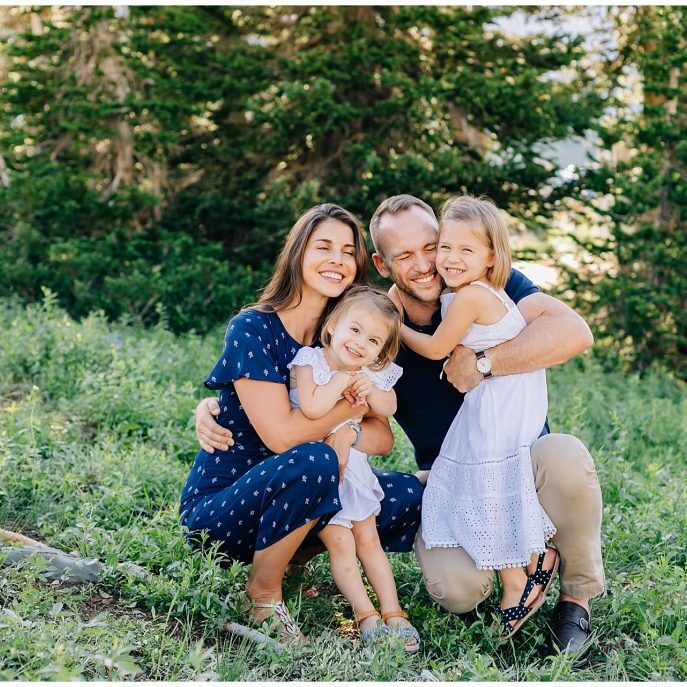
[295,365,351,420]
[234,377,363,455]
[401,287,482,360]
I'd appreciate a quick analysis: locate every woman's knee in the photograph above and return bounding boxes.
[290,441,339,481]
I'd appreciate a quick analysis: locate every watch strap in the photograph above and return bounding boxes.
[348,421,363,447]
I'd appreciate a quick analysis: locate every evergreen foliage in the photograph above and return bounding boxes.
[562,7,687,376]
[1,6,601,332]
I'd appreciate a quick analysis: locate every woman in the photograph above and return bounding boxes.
[180,204,422,644]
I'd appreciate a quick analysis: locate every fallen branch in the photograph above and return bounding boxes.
[0,527,152,583]
[0,528,42,547]
[0,528,285,650]
[224,622,285,652]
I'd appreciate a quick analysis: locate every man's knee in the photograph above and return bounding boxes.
[425,569,493,614]
[532,433,599,499]
[415,534,493,614]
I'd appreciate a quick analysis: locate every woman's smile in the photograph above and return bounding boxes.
[301,219,357,298]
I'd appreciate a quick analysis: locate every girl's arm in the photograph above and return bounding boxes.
[368,387,396,417]
[402,287,483,360]
[234,377,363,455]
[295,365,351,419]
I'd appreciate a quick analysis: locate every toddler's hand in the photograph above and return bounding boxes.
[348,372,373,403]
[387,284,404,315]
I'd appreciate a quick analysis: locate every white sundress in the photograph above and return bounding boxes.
[421,280,556,570]
[287,346,403,529]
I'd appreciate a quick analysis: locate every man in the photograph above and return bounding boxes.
[195,194,604,659]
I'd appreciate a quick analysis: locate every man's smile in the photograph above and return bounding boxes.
[412,273,437,285]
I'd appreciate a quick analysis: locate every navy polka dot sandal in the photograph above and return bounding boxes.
[495,546,560,641]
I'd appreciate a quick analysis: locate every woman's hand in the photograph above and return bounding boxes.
[195,397,234,453]
[324,423,357,484]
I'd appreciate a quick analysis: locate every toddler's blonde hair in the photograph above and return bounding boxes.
[439,195,512,290]
[321,285,401,370]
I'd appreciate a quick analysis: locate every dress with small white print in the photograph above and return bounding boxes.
[179,309,422,563]
[421,281,556,570]
[287,346,403,529]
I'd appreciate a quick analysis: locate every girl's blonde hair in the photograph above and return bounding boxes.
[320,285,402,371]
[439,195,512,290]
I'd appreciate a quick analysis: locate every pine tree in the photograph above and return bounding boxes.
[565,7,687,375]
[0,6,603,331]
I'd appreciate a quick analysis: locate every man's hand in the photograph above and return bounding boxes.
[443,292,594,394]
[195,397,234,453]
[443,345,482,393]
[324,423,356,484]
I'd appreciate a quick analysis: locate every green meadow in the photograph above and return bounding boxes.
[1,295,686,681]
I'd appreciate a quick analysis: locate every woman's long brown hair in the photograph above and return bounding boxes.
[248,204,368,328]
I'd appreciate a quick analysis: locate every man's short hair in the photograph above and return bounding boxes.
[369,194,437,257]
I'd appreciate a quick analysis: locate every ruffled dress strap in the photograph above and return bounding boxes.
[363,362,403,391]
[286,346,334,386]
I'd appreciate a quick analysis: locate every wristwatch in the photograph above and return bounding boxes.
[348,421,363,447]
[475,350,493,379]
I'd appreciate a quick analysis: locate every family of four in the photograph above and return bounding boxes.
[180,194,604,659]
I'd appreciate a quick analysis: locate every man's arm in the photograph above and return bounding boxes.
[444,292,594,393]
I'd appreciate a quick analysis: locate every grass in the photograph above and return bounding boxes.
[1,293,686,680]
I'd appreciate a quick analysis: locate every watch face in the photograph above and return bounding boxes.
[476,357,492,374]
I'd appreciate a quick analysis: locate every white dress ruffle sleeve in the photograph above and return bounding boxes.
[287,346,403,528]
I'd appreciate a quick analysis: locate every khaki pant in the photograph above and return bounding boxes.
[415,433,605,614]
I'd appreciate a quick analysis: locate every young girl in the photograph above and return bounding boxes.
[287,285,421,652]
[389,195,559,640]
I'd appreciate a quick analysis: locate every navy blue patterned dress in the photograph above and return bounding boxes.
[179,308,422,563]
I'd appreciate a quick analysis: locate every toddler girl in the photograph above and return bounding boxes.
[389,195,559,640]
[288,285,420,652]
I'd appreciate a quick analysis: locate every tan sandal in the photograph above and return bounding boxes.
[251,600,308,646]
[355,609,388,646]
[381,610,421,653]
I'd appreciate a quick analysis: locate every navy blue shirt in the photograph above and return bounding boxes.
[393,269,549,470]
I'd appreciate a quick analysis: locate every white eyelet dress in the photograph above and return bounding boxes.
[421,281,556,570]
[287,347,403,529]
